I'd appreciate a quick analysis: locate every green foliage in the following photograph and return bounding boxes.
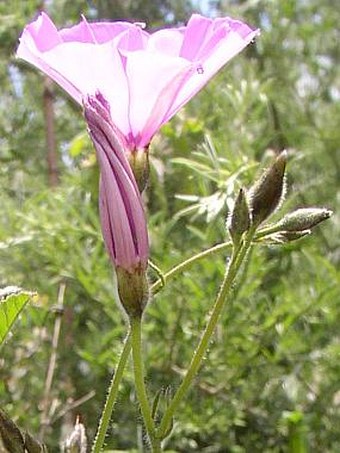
[0,0,339,452]
[0,288,32,345]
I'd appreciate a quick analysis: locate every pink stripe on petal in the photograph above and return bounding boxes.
[99,152,138,269]
[179,14,213,60]
[98,175,116,260]
[85,95,137,190]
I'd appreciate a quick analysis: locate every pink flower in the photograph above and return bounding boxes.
[84,93,148,273]
[17,12,259,150]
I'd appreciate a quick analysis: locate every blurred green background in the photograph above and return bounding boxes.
[0,0,339,451]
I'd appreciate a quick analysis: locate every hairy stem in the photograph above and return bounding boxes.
[151,241,232,295]
[157,231,254,439]
[130,316,161,452]
[92,333,132,453]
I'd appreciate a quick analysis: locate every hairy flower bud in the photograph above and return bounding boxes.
[227,188,251,245]
[277,208,333,232]
[248,151,287,227]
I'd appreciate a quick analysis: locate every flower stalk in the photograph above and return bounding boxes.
[130,316,161,452]
[92,333,132,453]
[151,241,232,294]
[157,227,256,440]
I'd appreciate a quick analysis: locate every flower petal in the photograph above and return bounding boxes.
[179,14,214,60]
[163,18,259,124]
[59,16,139,44]
[147,28,184,57]
[124,50,193,147]
[17,12,259,151]
[18,12,62,52]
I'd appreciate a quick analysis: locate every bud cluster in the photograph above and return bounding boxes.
[227,151,332,246]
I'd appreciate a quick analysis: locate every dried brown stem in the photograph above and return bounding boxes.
[51,390,96,423]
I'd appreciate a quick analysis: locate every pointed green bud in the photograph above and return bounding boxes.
[248,151,287,227]
[64,419,87,453]
[277,208,333,232]
[116,266,149,319]
[127,147,150,193]
[227,188,250,245]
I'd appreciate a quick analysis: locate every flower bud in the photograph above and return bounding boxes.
[248,151,287,227]
[116,266,149,318]
[84,94,149,275]
[277,208,333,232]
[227,188,251,245]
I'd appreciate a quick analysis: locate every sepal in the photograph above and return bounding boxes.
[116,266,150,318]
[127,147,150,193]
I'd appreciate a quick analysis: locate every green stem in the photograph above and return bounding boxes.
[151,241,232,295]
[130,316,161,452]
[91,242,232,451]
[157,231,255,439]
[255,223,281,239]
[92,333,132,453]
